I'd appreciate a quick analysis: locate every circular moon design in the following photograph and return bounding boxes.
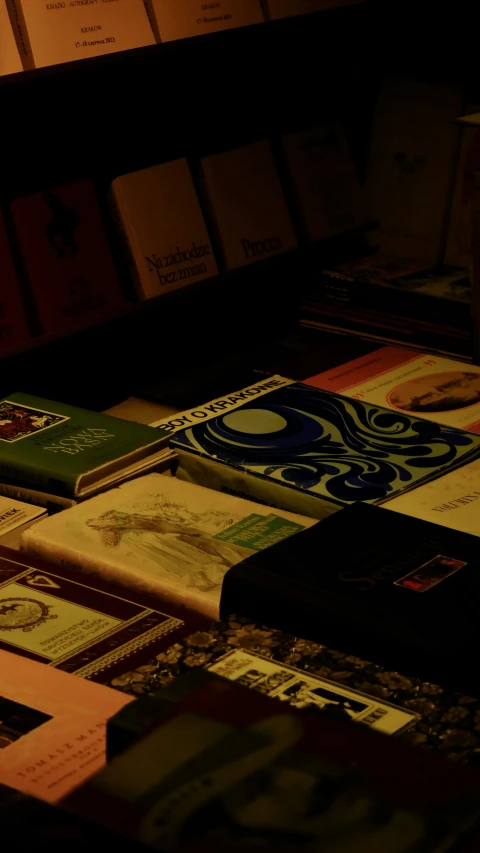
[222,409,288,435]
[386,371,480,414]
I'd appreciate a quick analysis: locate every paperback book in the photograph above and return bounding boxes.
[0,391,171,500]
[170,381,480,519]
[21,472,315,620]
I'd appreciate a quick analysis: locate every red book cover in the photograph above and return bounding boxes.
[10,179,128,337]
[0,210,30,352]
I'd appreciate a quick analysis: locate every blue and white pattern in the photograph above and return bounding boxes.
[172,384,480,505]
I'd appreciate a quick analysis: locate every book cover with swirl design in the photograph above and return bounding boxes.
[172,382,480,519]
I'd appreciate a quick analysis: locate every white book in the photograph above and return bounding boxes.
[111,159,218,300]
[146,0,264,42]
[0,0,22,74]
[0,494,46,549]
[6,0,155,69]
[21,472,316,619]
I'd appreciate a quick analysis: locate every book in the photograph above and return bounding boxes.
[0,648,132,802]
[0,543,207,682]
[263,0,365,20]
[0,210,30,352]
[6,0,154,69]
[444,105,480,268]
[365,79,463,263]
[110,159,218,300]
[280,124,368,241]
[0,494,46,549]
[0,0,22,74]
[304,345,480,433]
[0,391,171,499]
[63,669,480,852]
[146,0,264,42]
[219,502,480,695]
[21,472,315,620]
[199,140,297,271]
[170,381,480,519]
[10,179,128,338]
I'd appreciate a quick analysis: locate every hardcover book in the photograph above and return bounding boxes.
[0,649,132,802]
[64,670,480,853]
[0,543,207,682]
[220,502,480,695]
[280,124,368,241]
[21,472,315,620]
[6,0,154,69]
[0,210,30,351]
[0,493,46,549]
[365,79,463,263]
[199,140,297,270]
[0,0,22,74]
[444,105,480,268]
[305,345,480,433]
[110,159,218,300]
[10,179,127,338]
[170,381,480,519]
[0,391,171,499]
[146,0,264,42]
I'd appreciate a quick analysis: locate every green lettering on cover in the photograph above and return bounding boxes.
[213,513,304,551]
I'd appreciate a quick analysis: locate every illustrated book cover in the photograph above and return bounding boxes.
[170,381,480,519]
[63,670,480,853]
[6,0,154,68]
[199,140,297,271]
[305,345,480,433]
[110,159,218,300]
[10,178,128,337]
[0,543,208,683]
[0,391,171,499]
[0,648,132,803]
[21,472,316,620]
[220,502,480,695]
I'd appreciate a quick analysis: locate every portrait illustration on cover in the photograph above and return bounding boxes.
[86,495,253,592]
[0,401,67,442]
[386,370,480,413]
[0,696,52,749]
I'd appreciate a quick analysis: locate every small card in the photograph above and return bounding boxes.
[148,0,264,42]
[394,555,466,592]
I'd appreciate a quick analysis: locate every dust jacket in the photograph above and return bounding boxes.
[220,502,480,694]
[171,381,480,519]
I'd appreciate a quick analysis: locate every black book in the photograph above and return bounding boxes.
[220,503,480,696]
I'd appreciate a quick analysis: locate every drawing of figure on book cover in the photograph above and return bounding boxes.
[85,499,252,593]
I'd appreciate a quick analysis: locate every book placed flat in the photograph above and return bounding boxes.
[21,473,315,619]
[0,0,22,74]
[0,494,46,549]
[0,544,207,681]
[220,502,480,695]
[0,209,30,352]
[305,346,480,433]
[146,0,264,42]
[110,159,218,300]
[280,124,368,241]
[171,381,480,519]
[10,178,127,338]
[200,140,297,270]
[6,0,154,69]
[0,649,132,802]
[64,669,480,852]
[0,391,171,499]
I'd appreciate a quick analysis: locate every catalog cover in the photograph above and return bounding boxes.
[305,346,480,433]
[21,473,315,620]
[149,0,263,42]
[0,649,132,802]
[0,543,208,682]
[171,381,480,518]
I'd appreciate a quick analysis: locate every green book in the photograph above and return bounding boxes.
[0,392,171,499]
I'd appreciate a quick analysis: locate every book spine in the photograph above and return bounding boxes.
[174,450,340,521]
[108,186,145,300]
[0,481,75,512]
[5,0,34,69]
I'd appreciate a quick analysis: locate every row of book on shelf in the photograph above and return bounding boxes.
[2,339,480,848]
[2,78,480,362]
[0,0,364,74]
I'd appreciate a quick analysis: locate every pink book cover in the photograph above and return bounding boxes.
[304,345,480,433]
[0,649,133,803]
